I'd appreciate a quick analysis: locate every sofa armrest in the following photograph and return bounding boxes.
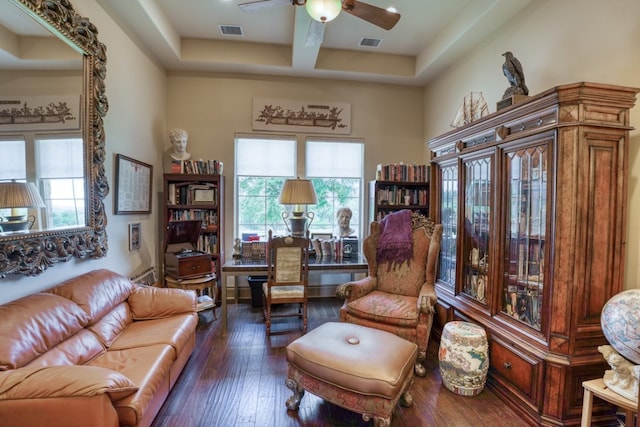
[417,281,437,315]
[0,365,138,402]
[336,276,377,301]
[128,285,196,319]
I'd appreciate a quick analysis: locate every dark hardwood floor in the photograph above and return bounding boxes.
[151,299,530,427]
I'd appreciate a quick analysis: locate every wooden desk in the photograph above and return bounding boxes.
[582,378,636,426]
[221,257,368,334]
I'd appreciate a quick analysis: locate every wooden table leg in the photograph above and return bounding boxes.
[581,387,593,427]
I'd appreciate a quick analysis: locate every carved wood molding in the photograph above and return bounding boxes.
[0,0,109,278]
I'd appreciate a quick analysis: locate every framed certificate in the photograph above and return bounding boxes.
[194,189,215,203]
[114,154,153,214]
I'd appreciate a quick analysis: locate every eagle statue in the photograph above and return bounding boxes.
[501,51,529,100]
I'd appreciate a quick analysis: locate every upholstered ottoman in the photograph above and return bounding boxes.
[285,321,417,426]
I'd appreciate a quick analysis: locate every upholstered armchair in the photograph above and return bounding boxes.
[336,211,442,376]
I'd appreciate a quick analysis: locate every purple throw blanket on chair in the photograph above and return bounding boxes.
[376,209,413,266]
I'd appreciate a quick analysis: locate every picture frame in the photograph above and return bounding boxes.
[114,154,153,214]
[193,188,215,204]
[129,222,141,251]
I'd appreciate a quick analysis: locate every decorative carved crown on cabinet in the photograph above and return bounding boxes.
[427,82,638,426]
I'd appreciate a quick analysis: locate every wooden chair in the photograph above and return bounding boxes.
[262,230,310,336]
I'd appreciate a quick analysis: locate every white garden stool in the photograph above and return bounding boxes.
[438,321,489,396]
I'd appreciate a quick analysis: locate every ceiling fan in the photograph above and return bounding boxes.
[239,0,401,46]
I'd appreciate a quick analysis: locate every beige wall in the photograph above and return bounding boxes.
[423,0,640,289]
[0,0,168,303]
[166,73,424,256]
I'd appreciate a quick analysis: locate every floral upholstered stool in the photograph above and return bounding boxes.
[285,321,417,427]
[438,321,489,396]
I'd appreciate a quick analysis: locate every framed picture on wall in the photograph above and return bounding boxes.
[129,222,141,251]
[114,154,153,214]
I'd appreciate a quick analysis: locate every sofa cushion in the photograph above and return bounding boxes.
[128,285,196,319]
[49,269,134,325]
[0,293,89,370]
[26,329,105,368]
[109,314,198,358]
[89,302,133,348]
[0,365,138,401]
[89,344,175,427]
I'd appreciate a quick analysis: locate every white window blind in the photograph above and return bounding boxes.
[0,139,26,180]
[236,136,296,176]
[36,137,83,178]
[306,140,363,177]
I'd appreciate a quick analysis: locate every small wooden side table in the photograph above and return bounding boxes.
[581,378,636,426]
[165,274,217,318]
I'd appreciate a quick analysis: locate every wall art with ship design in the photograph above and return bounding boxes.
[253,98,351,134]
[0,95,80,131]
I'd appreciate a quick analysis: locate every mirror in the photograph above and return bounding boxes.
[0,0,108,277]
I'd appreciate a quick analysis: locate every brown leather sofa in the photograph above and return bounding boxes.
[0,269,198,427]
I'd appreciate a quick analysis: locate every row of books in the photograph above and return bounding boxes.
[167,183,219,206]
[168,209,218,227]
[376,163,429,182]
[195,234,218,255]
[376,187,429,206]
[170,159,224,175]
[241,241,268,260]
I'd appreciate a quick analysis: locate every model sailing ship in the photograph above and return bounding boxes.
[450,92,489,128]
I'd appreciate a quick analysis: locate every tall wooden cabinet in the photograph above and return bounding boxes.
[162,173,225,284]
[369,180,429,222]
[427,82,638,426]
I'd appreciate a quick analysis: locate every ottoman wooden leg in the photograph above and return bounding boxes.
[363,414,390,427]
[285,377,305,411]
[399,389,414,407]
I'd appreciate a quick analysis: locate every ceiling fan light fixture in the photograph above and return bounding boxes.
[306,0,342,23]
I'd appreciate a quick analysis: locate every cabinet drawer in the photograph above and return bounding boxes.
[490,340,540,400]
[178,257,211,277]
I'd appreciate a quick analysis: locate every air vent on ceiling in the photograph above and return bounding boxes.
[359,37,382,48]
[219,25,244,36]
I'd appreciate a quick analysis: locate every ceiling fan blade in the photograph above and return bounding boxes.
[305,19,325,47]
[238,0,291,12]
[342,0,401,30]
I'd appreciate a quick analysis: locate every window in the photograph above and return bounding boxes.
[235,135,296,239]
[0,133,83,228]
[36,137,84,227]
[305,139,363,238]
[235,134,364,241]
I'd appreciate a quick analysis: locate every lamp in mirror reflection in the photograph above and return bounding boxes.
[0,180,45,233]
[278,178,318,237]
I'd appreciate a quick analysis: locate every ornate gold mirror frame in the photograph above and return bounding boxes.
[0,0,108,277]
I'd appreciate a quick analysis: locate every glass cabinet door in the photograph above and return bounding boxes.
[437,162,458,289]
[461,155,492,304]
[501,144,549,330]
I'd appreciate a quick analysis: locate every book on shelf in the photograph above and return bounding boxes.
[172,159,224,175]
[376,163,429,182]
[167,182,219,205]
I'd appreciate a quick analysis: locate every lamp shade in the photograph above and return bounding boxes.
[0,181,45,209]
[306,0,342,23]
[278,178,318,206]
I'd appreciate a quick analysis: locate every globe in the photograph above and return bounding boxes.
[601,289,640,365]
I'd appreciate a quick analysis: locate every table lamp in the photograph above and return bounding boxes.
[0,180,45,232]
[278,178,318,237]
